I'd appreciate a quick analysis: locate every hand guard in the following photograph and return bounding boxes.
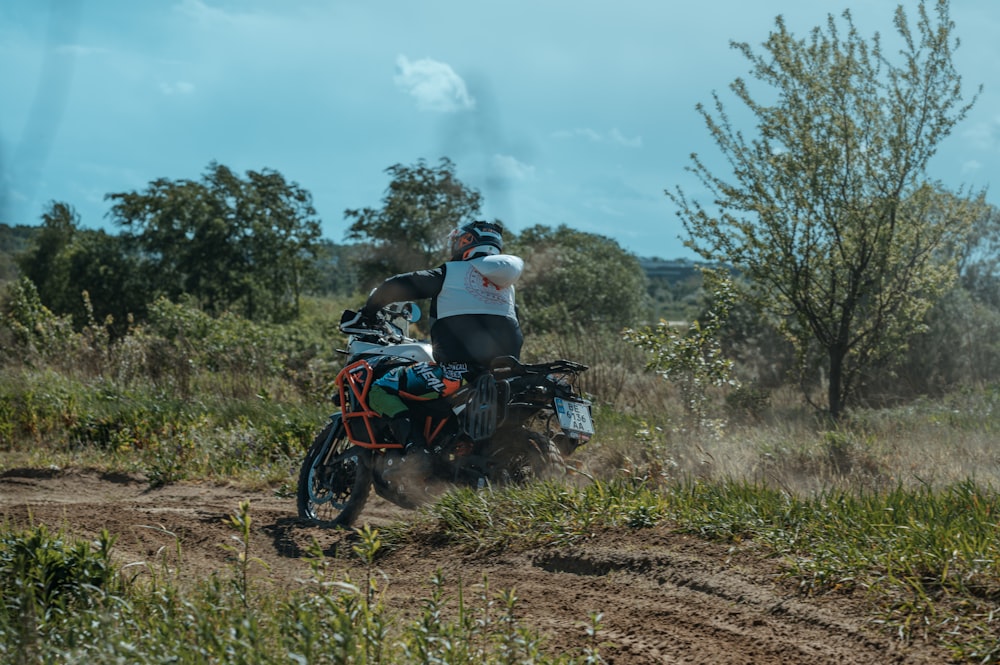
[339,309,372,333]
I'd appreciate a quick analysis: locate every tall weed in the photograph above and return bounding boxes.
[0,515,601,664]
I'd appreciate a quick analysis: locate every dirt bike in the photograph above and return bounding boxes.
[297,303,595,528]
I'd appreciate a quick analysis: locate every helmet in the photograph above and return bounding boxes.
[448,221,504,261]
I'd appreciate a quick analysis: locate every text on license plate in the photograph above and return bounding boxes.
[554,397,595,436]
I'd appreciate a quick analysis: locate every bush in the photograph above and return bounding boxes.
[0,278,75,365]
[0,524,118,623]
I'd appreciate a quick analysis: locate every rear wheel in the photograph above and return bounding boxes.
[486,430,565,486]
[297,415,372,527]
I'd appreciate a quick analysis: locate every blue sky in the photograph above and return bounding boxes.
[2,0,999,260]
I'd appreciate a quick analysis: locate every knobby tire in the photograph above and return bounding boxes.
[297,415,372,528]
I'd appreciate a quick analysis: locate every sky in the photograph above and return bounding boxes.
[2,1,1000,261]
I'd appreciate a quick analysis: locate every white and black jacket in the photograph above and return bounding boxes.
[361,255,525,369]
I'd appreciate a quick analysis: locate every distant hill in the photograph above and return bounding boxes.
[640,257,737,281]
[639,257,702,282]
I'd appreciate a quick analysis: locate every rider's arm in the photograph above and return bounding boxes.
[361,267,444,318]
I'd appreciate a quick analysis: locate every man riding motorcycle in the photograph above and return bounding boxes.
[339,220,525,484]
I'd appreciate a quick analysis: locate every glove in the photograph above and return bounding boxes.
[339,309,372,332]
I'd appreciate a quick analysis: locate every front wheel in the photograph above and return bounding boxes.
[297,415,372,527]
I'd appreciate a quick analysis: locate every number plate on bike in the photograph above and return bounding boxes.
[554,397,595,436]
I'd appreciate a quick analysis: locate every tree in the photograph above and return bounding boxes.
[344,157,483,288]
[107,162,322,322]
[17,201,78,315]
[16,202,155,335]
[63,230,151,334]
[668,0,980,419]
[509,224,648,334]
[956,201,1000,309]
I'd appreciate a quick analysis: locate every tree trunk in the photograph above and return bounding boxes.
[827,345,846,420]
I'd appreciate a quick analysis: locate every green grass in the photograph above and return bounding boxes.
[403,477,1000,662]
[3,297,1000,660]
[4,478,998,661]
[0,510,606,664]
[0,367,328,486]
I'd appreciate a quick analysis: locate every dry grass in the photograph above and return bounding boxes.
[545,326,1000,497]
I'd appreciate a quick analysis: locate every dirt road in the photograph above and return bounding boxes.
[0,466,948,664]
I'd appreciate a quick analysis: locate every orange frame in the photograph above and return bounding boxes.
[337,360,400,449]
[337,359,451,449]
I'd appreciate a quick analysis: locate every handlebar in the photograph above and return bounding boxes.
[339,305,415,344]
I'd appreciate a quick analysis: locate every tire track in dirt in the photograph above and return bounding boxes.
[0,467,948,664]
[516,542,902,664]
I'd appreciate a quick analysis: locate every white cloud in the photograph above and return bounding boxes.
[609,128,642,148]
[551,127,642,147]
[394,55,475,112]
[159,80,196,95]
[552,128,602,142]
[492,154,535,181]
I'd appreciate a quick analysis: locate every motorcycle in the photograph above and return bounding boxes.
[297,303,595,527]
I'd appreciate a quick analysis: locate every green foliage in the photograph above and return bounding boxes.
[873,284,1000,398]
[957,199,1000,309]
[107,161,323,323]
[146,297,283,395]
[511,224,649,334]
[624,270,737,432]
[0,223,37,283]
[406,475,1000,658]
[0,518,599,664]
[0,524,118,651]
[670,0,981,419]
[0,296,335,484]
[0,277,75,363]
[15,202,78,316]
[310,238,360,296]
[417,479,669,553]
[345,157,484,288]
[222,500,270,609]
[14,203,149,335]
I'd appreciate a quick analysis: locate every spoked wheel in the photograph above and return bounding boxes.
[297,415,372,527]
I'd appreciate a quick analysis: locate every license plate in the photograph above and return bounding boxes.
[554,397,595,436]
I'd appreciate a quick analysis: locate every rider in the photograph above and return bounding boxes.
[340,220,524,481]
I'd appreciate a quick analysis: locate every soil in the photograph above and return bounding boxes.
[0,466,951,664]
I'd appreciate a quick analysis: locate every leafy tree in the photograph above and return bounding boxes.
[509,224,648,334]
[668,0,981,419]
[64,230,151,333]
[956,200,1000,309]
[15,202,150,335]
[107,162,322,322]
[344,157,483,288]
[17,202,78,315]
